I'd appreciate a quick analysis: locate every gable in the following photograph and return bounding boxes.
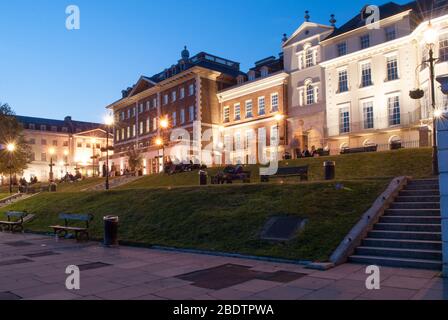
[283,22,334,47]
[127,76,157,97]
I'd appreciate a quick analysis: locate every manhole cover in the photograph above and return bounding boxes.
[0,292,22,300]
[177,264,306,290]
[5,241,33,247]
[78,262,112,271]
[24,251,59,258]
[0,258,33,266]
[260,216,308,241]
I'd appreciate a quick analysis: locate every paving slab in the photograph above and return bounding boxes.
[0,233,443,300]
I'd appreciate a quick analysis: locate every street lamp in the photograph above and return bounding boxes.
[6,143,15,194]
[104,115,114,190]
[158,117,169,172]
[274,114,285,158]
[49,147,55,183]
[424,22,439,176]
[91,138,97,177]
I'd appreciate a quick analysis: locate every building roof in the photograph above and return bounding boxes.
[121,49,245,99]
[16,115,104,134]
[325,2,413,41]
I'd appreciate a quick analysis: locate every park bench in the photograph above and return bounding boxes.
[50,213,94,241]
[211,165,251,184]
[340,144,378,155]
[0,211,35,233]
[261,166,309,183]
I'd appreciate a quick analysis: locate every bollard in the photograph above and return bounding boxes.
[104,216,119,246]
[324,161,336,180]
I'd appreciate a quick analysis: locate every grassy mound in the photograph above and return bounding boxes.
[120,148,432,190]
[1,180,388,262]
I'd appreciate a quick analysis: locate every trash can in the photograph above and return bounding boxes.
[104,216,119,246]
[324,161,336,180]
[199,170,208,186]
[49,183,57,192]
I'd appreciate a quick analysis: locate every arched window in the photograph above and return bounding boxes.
[306,84,315,105]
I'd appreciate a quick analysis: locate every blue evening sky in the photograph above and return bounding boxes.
[0,0,409,123]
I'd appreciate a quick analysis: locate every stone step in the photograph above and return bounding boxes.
[355,246,442,260]
[399,190,440,197]
[404,184,439,191]
[408,179,439,186]
[384,209,440,217]
[390,202,440,210]
[368,230,442,241]
[373,223,441,232]
[395,196,440,203]
[379,216,441,224]
[362,238,442,250]
[349,255,442,270]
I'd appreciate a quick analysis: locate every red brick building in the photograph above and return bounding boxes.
[106,48,243,174]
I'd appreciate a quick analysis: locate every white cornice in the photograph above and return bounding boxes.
[217,72,288,102]
[283,22,334,48]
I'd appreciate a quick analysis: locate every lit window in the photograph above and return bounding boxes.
[439,34,448,61]
[385,26,396,41]
[180,109,186,124]
[189,106,195,121]
[338,70,349,93]
[172,91,177,102]
[388,95,401,126]
[153,118,158,131]
[258,97,265,115]
[223,106,230,123]
[306,84,315,105]
[146,101,150,111]
[172,112,177,127]
[363,101,374,129]
[188,84,195,96]
[361,62,373,87]
[234,104,241,120]
[271,94,279,112]
[360,35,370,49]
[180,87,185,99]
[337,42,347,57]
[339,107,350,134]
[163,94,168,105]
[305,49,314,67]
[261,67,269,77]
[387,56,399,81]
[246,100,253,118]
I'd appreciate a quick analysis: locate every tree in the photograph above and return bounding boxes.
[126,148,143,173]
[0,103,32,176]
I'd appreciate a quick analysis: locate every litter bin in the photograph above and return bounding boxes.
[104,216,119,246]
[199,170,208,186]
[49,183,57,192]
[324,161,336,180]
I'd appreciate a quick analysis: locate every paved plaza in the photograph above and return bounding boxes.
[0,232,447,300]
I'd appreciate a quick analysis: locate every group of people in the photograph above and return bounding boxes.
[296,146,320,158]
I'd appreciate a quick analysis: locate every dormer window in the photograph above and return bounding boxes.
[248,71,256,81]
[237,75,245,85]
[260,67,269,77]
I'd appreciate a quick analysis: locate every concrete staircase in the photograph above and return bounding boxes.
[0,193,40,208]
[349,178,442,270]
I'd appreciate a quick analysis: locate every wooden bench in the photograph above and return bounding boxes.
[50,213,94,241]
[0,212,35,233]
[261,166,309,183]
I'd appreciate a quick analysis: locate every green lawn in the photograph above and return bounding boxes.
[0,193,10,201]
[0,180,388,262]
[56,178,105,193]
[120,148,433,190]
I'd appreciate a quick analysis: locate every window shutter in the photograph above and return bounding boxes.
[314,87,319,103]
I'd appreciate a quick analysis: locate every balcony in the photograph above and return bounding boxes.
[328,110,421,138]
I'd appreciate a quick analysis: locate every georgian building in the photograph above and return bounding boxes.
[321,0,448,153]
[0,116,111,183]
[282,13,335,156]
[217,56,288,164]
[107,48,244,173]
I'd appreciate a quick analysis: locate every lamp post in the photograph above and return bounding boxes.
[424,22,440,176]
[158,117,169,172]
[274,114,285,160]
[104,115,114,190]
[63,150,69,175]
[91,138,97,177]
[49,147,55,183]
[6,143,15,194]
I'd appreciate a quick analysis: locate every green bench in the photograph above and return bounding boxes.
[0,211,35,233]
[50,213,94,241]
